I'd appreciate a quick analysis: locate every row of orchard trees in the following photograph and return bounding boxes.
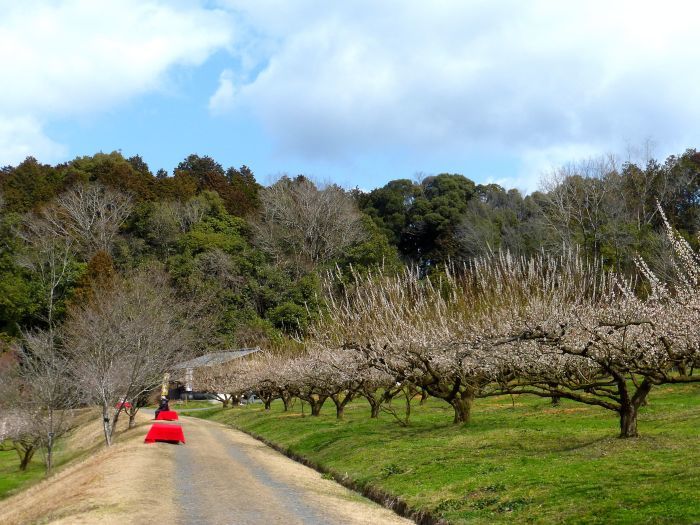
[199,208,700,439]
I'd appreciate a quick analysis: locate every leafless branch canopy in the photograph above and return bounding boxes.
[253,177,366,271]
[41,182,133,255]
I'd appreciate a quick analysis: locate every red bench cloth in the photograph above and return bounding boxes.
[144,423,185,444]
[155,410,179,421]
[116,402,132,409]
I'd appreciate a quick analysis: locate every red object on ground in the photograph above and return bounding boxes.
[144,423,185,444]
[116,402,132,409]
[155,410,179,421]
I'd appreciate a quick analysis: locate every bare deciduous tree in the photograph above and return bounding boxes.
[17,329,77,472]
[539,155,618,259]
[0,370,40,472]
[17,216,77,327]
[254,177,366,272]
[42,182,133,255]
[146,195,212,254]
[65,269,196,446]
[0,330,77,473]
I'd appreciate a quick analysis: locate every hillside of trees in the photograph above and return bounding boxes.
[1,148,699,350]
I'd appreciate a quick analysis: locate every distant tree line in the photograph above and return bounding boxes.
[0,152,397,346]
[357,150,700,274]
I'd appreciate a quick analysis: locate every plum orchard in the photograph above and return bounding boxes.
[198,210,700,438]
[497,208,700,437]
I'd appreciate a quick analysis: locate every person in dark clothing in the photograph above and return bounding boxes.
[155,396,170,419]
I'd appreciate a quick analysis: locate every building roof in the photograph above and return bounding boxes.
[173,348,260,370]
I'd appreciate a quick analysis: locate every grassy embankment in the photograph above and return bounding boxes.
[0,411,91,499]
[184,384,700,524]
[0,410,176,525]
[0,408,126,500]
[0,451,43,499]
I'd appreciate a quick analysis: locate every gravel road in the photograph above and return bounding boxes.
[173,415,412,525]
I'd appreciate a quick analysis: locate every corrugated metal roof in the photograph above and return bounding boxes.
[172,347,260,370]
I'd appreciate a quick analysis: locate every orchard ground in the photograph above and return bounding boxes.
[184,383,700,525]
[0,409,96,499]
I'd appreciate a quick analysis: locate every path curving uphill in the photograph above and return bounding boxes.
[173,415,412,525]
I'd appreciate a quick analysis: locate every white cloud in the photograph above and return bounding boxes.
[214,0,700,184]
[209,69,237,115]
[0,0,234,164]
[519,143,603,194]
[5,0,699,185]
[0,116,66,165]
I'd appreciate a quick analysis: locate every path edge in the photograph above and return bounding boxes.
[199,417,448,525]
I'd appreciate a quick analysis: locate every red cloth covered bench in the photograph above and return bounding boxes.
[155,410,179,421]
[116,402,132,409]
[144,423,185,444]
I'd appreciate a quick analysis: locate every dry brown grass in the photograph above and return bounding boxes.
[0,411,177,525]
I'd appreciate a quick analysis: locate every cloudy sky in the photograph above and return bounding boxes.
[1,0,698,192]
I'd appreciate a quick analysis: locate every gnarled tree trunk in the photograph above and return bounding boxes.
[368,397,381,418]
[281,392,292,412]
[309,395,327,416]
[15,441,36,471]
[450,390,475,424]
[330,392,355,420]
[419,388,429,405]
[618,379,653,438]
[619,404,640,438]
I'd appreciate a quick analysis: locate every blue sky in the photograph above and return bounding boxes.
[2,1,699,193]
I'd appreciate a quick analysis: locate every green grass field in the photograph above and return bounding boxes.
[0,440,87,501]
[0,409,102,501]
[184,384,700,524]
[146,399,222,410]
[172,399,222,410]
[0,449,45,500]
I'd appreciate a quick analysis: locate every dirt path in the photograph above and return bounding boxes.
[173,415,412,525]
[0,412,412,524]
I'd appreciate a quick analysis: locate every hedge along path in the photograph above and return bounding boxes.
[0,411,177,525]
[173,414,413,525]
